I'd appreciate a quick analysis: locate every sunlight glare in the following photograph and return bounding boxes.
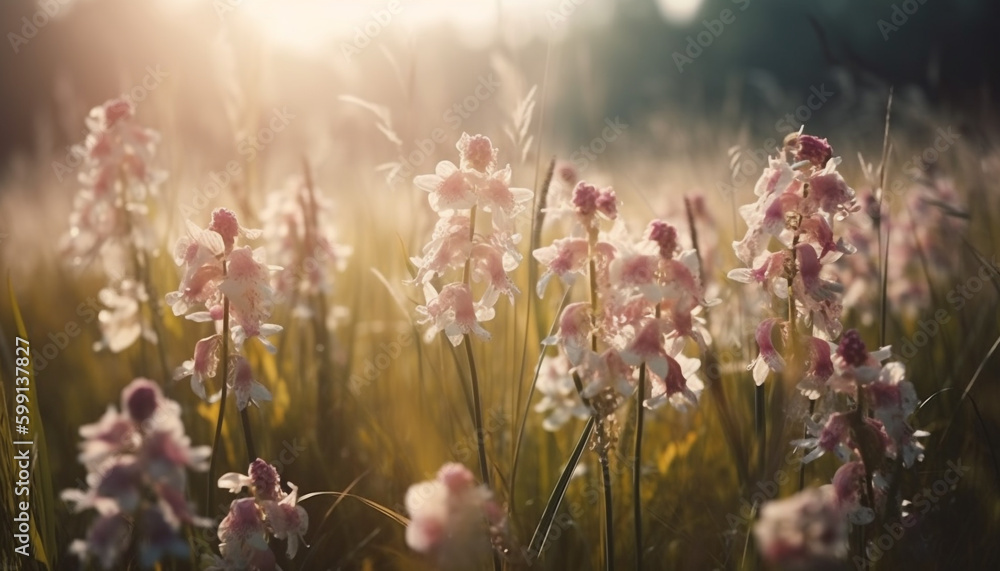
[654,0,705,24]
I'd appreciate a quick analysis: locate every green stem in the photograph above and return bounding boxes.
[632,364,646,571]
[464,336,490,488]
[239,406,256,464]
[601,440,615,571]
[798,399,816,490]
[459,204,498,571]
[754,383,766,481]
[206,293,231,517]
[586,225,614,571]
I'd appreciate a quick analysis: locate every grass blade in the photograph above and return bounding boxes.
[527,416,596,562]
[7,274,56,569]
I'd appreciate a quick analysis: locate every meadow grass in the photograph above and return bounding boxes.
[0,69,998,570]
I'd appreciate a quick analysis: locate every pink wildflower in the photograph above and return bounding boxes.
[404,463,506,561]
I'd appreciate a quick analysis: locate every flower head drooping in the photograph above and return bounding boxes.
[172,334,222,400]
[213,459,310,567]
[410,134,532,346]
[62,378,211,570]
[227,355,272,411]
[404,463,507,566]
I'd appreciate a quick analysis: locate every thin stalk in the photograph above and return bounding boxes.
[527,416,596,560]
[116,172,171,382]
[206,293,231,515]
[797,399,815,490]
[463,206,477,284]
[684,196,749,486]
[458,204,497,571]
[632,363,646,570]
[301,158,337,416]
[511,288,571,511]
[754,384,766,480]
[586,225,613,571]
[529,157,557,340]
[239,404,256,463]
[600,442,615,571]
[117,171,149,374]
[460,205,488,485]
[464,336,490,488]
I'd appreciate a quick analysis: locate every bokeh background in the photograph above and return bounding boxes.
[2,1,1000,570]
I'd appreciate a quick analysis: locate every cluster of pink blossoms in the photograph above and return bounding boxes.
[792,330,927,470]
[62,379,211,569]
[61,98,167,354]
[534,181,710,421]
[61,98,165,266]
[260,176,352,318]
[410,133,533,346]
[728,132,859,389]
[730,134,929,567]
[404,463,506,565]
[167,208,280,407]
[203,459,309,570]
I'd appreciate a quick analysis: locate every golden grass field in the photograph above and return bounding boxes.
[1,1,1000,570]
